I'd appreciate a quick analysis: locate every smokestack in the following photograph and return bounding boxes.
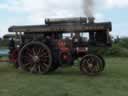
[88,17,95,23]
[83,0,94,17]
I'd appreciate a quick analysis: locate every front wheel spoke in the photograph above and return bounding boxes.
[95,63,100,72]
[91,66,96,73]
[90,61,99,73]
[90,57,95,63]
[87,59,90,64]
[86,58,91,64]
[82,64,88,72]
[87,58,93,64]
[83,60,87,64]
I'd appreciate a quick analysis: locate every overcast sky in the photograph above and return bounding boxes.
[0,0,128,37]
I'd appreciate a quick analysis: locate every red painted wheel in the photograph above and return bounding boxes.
[10,49,19,63]
[9,48,19,68]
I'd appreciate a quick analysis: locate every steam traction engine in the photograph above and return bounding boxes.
[8,17,112,75]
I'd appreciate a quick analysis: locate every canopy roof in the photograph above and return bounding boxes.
[8,22,112,33]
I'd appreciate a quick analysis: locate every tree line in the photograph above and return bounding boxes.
[91,37,128,57]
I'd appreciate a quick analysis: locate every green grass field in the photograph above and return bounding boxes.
[0,57,128,96]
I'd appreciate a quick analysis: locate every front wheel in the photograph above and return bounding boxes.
[80,54,105,75]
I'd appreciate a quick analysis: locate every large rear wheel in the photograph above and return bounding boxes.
[18,42,52,74]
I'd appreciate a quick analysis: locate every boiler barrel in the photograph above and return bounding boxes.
[45,17,87,25]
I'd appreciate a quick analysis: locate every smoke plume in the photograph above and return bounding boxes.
[83,0,94,17]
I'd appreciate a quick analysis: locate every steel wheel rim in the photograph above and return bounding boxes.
[81,54,102,75]
[18,42,52,74]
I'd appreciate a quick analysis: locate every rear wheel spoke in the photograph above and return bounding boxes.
[30,64,37,73]
[24,63,32,67]
[38,65,42,73]
[37,48,41,55]
[32,48,36,56]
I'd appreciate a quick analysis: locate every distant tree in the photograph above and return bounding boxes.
[114,36,120,43]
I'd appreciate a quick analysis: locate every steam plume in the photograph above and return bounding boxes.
[83,0,94,17]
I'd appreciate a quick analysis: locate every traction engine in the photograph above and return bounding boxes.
[6,17,112,75]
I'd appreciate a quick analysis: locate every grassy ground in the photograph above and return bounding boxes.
[0,57,128,96]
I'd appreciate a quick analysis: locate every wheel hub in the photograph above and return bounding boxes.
[88,64,93,69]
[33,56,40,62]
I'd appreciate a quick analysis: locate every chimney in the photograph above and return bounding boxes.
[88,17,95,23]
